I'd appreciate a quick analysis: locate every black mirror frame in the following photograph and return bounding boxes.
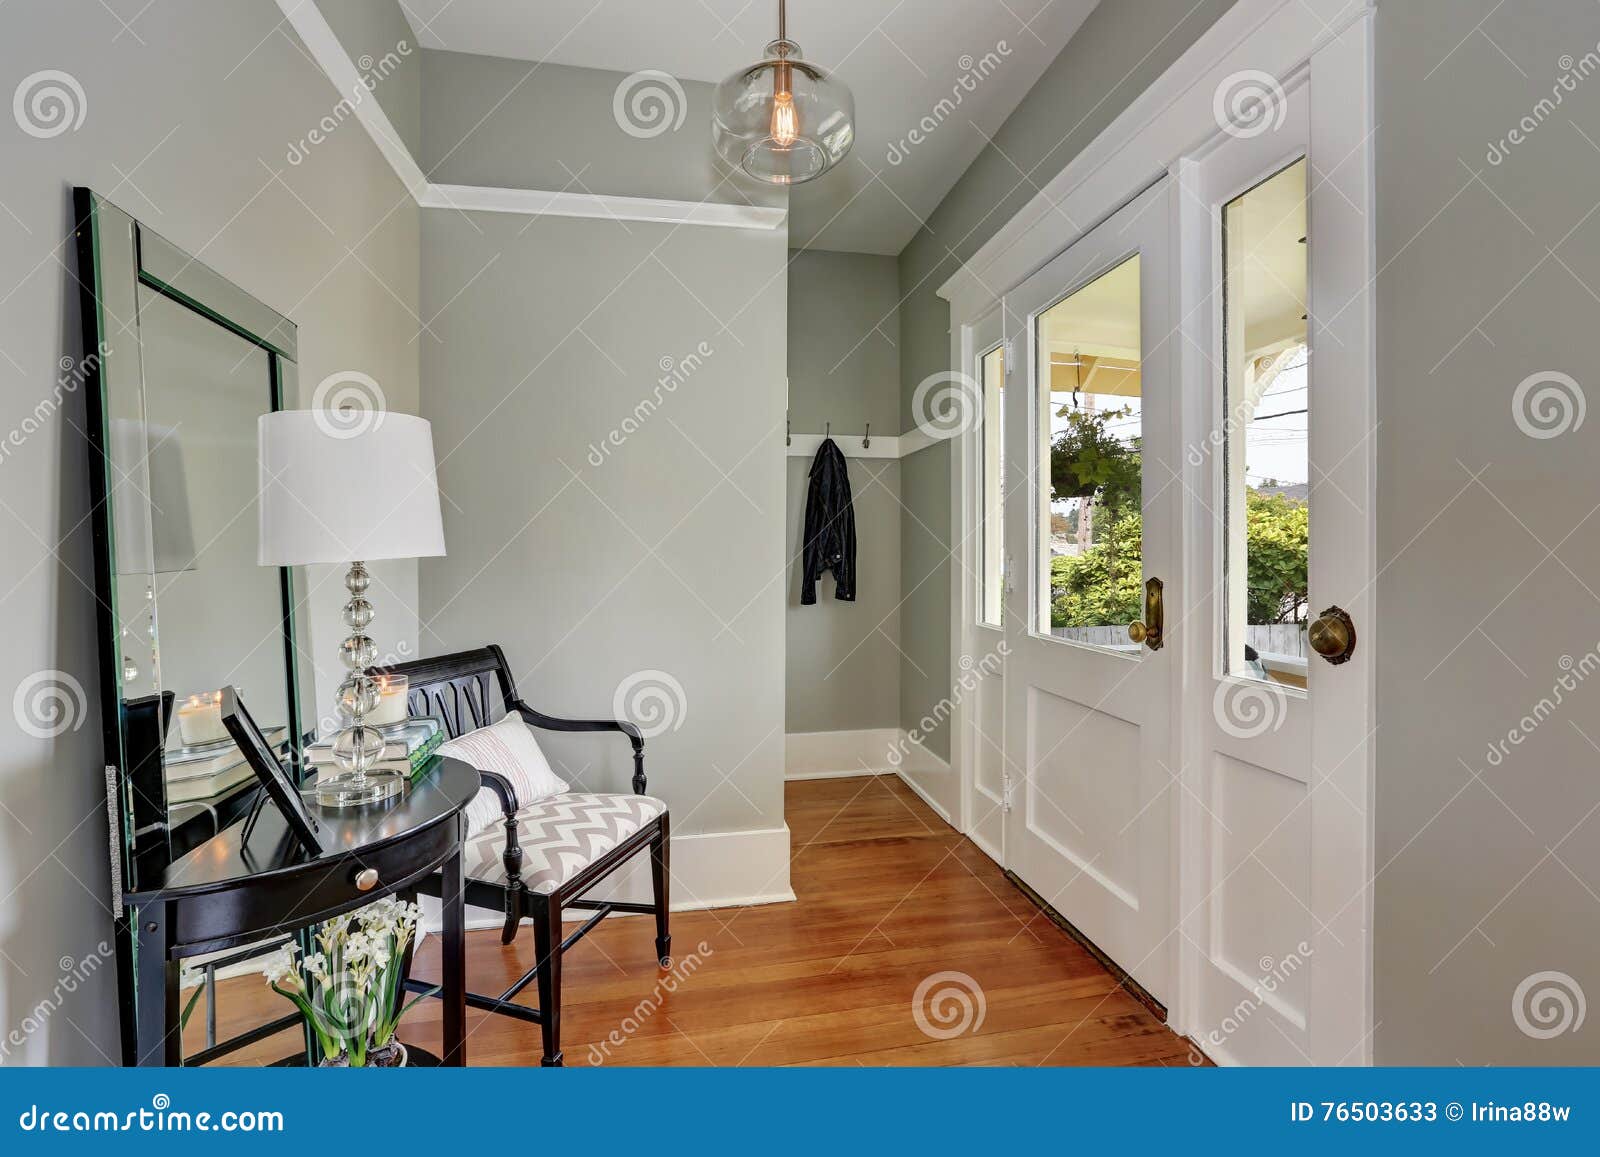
[72,187,310,1066]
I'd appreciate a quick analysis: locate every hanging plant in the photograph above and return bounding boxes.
[1050,405,1140,505]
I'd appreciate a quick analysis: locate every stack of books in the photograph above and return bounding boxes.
[166,725,289,804]
[305,716,445,783]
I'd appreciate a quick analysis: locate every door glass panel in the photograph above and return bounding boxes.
[1036,254,1142,648]
[1222,158,1309,686]
[979,343,1004,626]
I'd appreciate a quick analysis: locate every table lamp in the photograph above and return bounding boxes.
[257,410,445,806]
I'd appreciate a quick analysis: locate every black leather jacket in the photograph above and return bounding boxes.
[800,438,856,604]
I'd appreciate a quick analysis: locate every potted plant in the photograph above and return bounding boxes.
[263,897,435,1067]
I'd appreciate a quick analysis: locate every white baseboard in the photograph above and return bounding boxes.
[785,728,959,828]
[785,728,900,779]
[893,732,956,827]
[423,823,794,933]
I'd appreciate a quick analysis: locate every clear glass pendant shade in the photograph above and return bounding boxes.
[712,38,853,184]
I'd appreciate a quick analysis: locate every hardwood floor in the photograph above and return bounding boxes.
[187,775,1198,1066]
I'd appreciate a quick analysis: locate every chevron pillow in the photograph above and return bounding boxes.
[439,713,569,837]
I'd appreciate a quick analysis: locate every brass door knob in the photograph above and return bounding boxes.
[355,867,380,892]
[1308,605,1356,664]
[1129,577,1164,650]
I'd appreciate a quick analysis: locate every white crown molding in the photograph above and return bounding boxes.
[277,0,787,231]
[420,182,786,230]
[938,0,1373,320]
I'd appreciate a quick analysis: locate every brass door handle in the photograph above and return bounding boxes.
[1308,605,1356,664]
[1128,577,1164,651]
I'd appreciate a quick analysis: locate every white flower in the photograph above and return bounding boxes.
[303,951,330,985]
[261,947,293,983]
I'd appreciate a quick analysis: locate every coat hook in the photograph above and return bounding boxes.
[863,424,870,449]
[826,421,830,438]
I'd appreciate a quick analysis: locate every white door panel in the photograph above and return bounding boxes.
[1177,59,1372,1064]
[1001,179,1177,1005]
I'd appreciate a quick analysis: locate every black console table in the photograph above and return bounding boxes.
[122,757,479,1067]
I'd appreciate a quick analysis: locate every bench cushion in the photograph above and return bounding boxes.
[463,792,667,895]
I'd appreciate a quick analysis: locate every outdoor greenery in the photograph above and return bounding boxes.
[1047,411,1309,629]
[1240,489,1309,624]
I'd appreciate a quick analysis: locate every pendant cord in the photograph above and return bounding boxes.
[778,0,786,42]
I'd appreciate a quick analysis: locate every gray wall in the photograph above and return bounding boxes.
[317,0,421,162]
[894,0,1236,760]
[415,50,788,836]
[419,209,787,836]
[419,48,781,213]
[786,250,902,734]
[0,0,421,1063]
[1373,0,1600,1064]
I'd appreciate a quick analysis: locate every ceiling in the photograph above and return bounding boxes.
[397,0,1102,254]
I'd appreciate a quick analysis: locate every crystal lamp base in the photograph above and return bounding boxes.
[312,766,406,808]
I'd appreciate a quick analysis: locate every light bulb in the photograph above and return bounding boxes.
[770,90,797,148]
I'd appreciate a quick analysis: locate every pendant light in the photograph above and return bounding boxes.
[711,0,855,185]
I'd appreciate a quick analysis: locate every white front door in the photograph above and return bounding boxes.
[951,13,1374,1065]
[999,180,1178,1007]
[1175,49,1374,1065]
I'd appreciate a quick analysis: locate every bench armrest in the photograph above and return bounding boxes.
[509,699,649,794]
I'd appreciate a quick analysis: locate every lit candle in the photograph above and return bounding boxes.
[176,691,228,747]
[366,674,409,727]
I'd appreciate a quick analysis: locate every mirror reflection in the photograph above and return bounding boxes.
[125,288,291,824]
[105,260,303,883]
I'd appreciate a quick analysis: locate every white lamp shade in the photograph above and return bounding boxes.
[258,410,446,565]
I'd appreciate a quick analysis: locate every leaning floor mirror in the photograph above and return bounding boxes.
[74,188,315,1065]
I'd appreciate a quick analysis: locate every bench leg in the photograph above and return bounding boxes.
[532,890,563,1067]
[651,815,672,967]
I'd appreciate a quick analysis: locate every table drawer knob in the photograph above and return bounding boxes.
[355,868,380,892]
